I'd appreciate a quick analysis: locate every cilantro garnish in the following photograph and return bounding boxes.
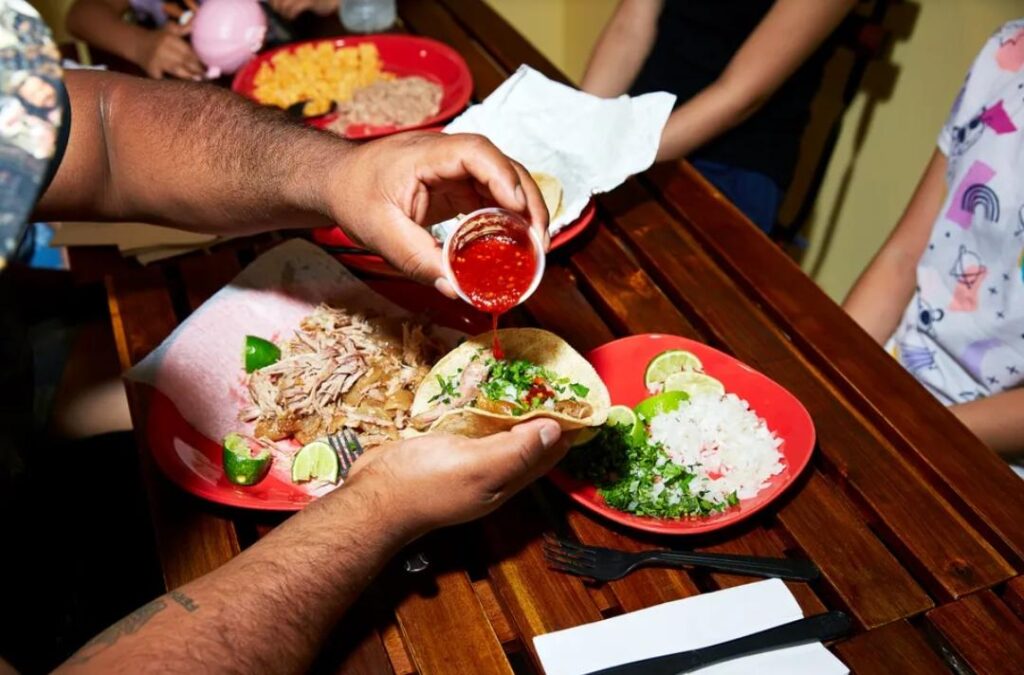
[428,374,458,404]
[562,423,734,518]
[569,383,590,398]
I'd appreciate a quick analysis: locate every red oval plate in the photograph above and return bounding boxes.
[548,334,815,535]
[232,35,473,139]
[145,280,488,511]
[312,201,598,277]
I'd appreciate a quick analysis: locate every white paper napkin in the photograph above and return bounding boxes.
[437,65,675,238]
[533,579,848,675]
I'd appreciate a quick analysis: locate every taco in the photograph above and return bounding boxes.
[409,328,610,438]
[531,171,564,222]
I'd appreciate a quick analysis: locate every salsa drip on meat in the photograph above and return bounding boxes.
[410,352,593,430]
[240,305,442,447]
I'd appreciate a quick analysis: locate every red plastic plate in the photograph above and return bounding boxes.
[232,34,473,139]
[548,334,816,535]
[311,200,598,277]
[145,280,489,511]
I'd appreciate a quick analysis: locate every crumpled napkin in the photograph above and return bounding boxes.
[435,65,675,238]
[533,579,848,675]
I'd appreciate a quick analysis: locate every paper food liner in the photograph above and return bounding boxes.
[126,239,462,495]
[438,65,675,238]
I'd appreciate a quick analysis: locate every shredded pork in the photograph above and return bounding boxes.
[240,305,441,448]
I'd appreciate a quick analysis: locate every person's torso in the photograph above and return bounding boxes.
[630,0,838,189]
[888,21,1024,405]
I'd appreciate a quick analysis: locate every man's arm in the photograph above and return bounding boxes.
[655,0,854,161]
[34,70,548,288]
[57,420,564,673]
[842,149,946,343]
[579,0,663,97]
[951,389,1024,458]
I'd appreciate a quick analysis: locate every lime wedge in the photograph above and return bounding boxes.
[222,433,272,486]
[607,404,646,444]
[244,335,281,373]
[644,349,703,391]
[634,391,689,424]
[664,371,725,398]
[291,440,340,484]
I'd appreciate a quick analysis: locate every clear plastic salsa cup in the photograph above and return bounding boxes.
[442,207,546,314]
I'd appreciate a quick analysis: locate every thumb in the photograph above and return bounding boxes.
[467,418,563,491]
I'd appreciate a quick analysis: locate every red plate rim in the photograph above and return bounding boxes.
[547,334,816,535]
[232,34,473,139]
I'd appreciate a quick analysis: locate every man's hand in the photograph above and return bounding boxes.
[134,24,205,80]
[344,419,566,533]
[268,0,340,20]
[325,131,550,295]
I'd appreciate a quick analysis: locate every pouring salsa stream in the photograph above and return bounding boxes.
[445,209,543,358]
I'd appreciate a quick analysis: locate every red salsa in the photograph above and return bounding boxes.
[449,214,539,358]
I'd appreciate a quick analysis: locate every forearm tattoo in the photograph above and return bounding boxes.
[66,591,199,664]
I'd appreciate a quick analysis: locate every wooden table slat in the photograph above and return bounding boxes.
[381,621,416,675]
[394,569,513,675]
[647,162,1024,565]
[1002,576,1024,621]
[523,265,616,354]
[596,180,1013,599]
[106,268,242,589]
[926,590,1024,675]
[833,619,950,675]
[484,491,604,667]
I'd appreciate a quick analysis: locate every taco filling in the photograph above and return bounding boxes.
[410,352,593,430]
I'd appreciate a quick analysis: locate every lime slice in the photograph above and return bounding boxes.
[664,371,725,398]
[222,433,272,486]
[244,335,281,373]
[607,404,646,445]
[291,440,340,485]
[634,391,689,424]
[644,349,703,391]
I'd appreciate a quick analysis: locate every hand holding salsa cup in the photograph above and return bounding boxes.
[442,208,545,358]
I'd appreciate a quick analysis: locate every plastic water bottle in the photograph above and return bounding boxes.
[340,0,396,33]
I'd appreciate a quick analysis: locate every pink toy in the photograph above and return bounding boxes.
[191,0,267,79]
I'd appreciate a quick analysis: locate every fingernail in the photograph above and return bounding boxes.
[514,184,526,210]
[434,277,457,299]
[538,422,561,449]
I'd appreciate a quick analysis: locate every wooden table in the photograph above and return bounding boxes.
[68,1,1024,672]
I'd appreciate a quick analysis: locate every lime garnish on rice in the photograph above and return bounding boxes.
[644,349,703,391]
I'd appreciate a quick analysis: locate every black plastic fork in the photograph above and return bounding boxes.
[543,535,819,582]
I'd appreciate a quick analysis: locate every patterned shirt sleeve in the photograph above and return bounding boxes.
[0,0,64,271]
[938,20,1024,157]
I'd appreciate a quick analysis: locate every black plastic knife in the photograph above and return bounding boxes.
[582,610,852,675]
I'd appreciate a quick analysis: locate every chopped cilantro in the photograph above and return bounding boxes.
[428,374,458,404]
[562,423,734,518]
[569,383,590,398]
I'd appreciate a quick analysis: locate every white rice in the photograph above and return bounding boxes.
[648,392,784,505]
